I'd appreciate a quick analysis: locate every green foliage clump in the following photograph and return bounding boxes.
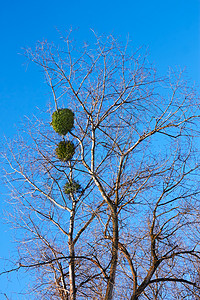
[52,108,74,135]
[55,141,75,162]
[63,180,82,195]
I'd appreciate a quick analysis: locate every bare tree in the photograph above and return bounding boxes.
[2,32,200,299]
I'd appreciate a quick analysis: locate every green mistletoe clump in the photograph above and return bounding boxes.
[55,141,75,162]
[63,180,82,195]
[52,108,74,135]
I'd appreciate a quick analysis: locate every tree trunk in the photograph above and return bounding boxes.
[105,208,118,300]
[130,296,138,300]
[69,244,76,300]
[68,203,76,300]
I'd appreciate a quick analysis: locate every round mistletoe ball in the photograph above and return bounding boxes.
[52,108,74,135]
[55,141,75,162]
[64,180,82,195]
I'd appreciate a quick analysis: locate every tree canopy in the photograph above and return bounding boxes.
[2,33,200,300]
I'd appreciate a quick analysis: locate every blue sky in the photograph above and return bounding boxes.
[0,0,199,297]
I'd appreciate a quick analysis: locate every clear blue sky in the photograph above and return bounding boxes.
[0,0,199,297]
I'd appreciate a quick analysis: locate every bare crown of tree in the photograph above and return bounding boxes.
[2,33,200,300]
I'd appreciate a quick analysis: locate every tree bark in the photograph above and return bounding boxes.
[68,203,76,300]
[69,245,76,300]
[104,208,118,300]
